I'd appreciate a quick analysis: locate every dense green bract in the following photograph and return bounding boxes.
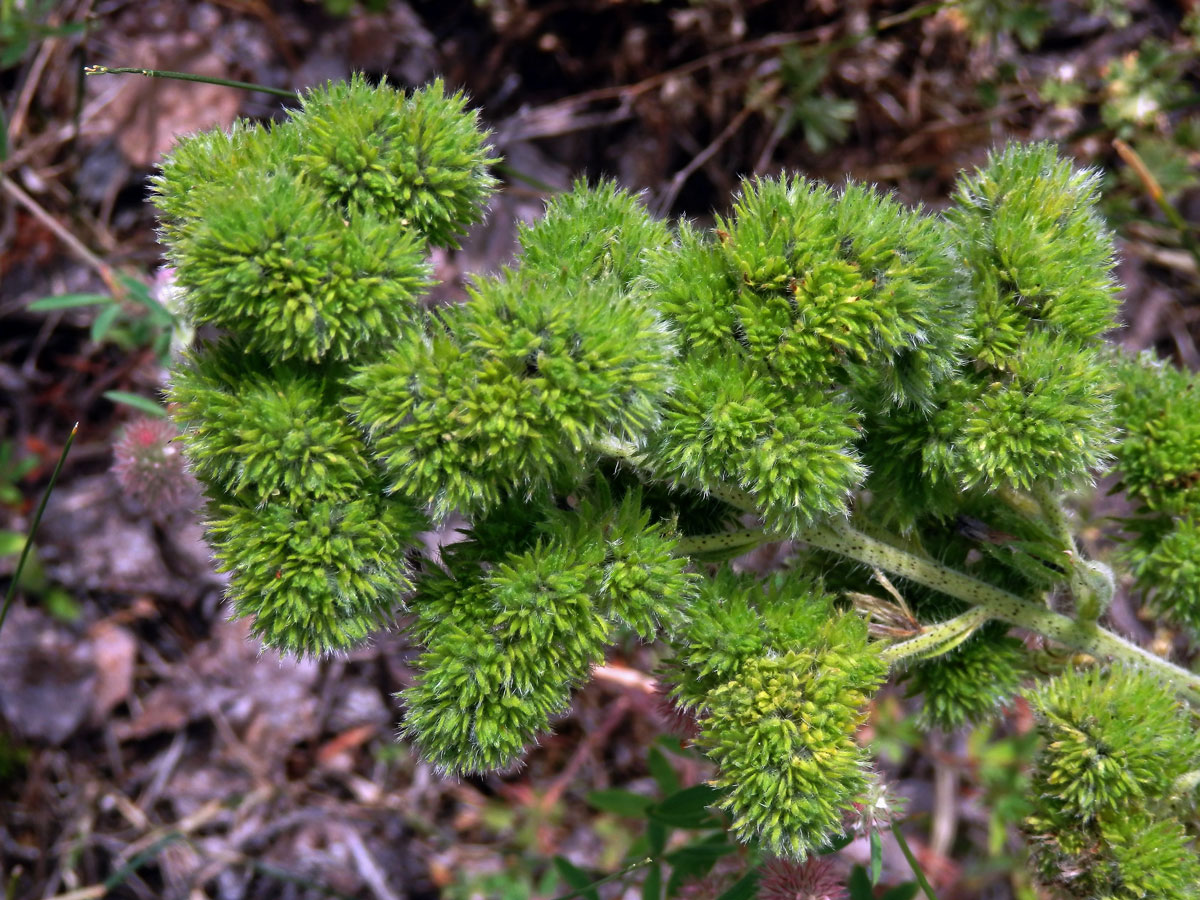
[1024,666,1200,900]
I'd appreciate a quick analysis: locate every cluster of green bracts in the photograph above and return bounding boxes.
[158,76,1199,888]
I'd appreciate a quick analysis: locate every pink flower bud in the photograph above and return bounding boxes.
[111,418,195,513]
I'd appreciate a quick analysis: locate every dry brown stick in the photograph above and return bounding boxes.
[657,103,759,215]
[539,694,632,811]
[7,0,88,140]
[501,0,944,145]
[0,172,118,293]
[42,885,107,900]
[1114,137,1200,272]
[591,662,658,696]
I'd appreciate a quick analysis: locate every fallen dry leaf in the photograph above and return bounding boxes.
[88,620,138,724]
[0,604,96,744]
[92,35,242,168]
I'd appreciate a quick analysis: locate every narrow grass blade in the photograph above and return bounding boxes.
[0,423,78,636]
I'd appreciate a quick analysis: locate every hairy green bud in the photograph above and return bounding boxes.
[168,168,431,363]
[1023,665,1200,898]
[1029,665,1200,821]
[1113,351,1200,515]
[950,332,1116,491]
[701,640,886,859]
[347,261,673,517]
[152,119,296,244]
[208,495,420,656]
[664,574,885,858]
[903,624,1028,731]
[1128,515,1200,636]
[170,342,374,506]
[290,75,499,247]
[403,492,693,774]
[518,179,670,286]
[947,141,1119,360]
[663,571,835,710]
[650,360,864,532]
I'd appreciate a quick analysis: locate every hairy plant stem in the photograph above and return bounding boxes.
[594,437,1200,704]
[84,65,298,98]
[1030,482,1101,624]
[673,528,769,556]
[878,607,991,666]
[800,520,1200,704]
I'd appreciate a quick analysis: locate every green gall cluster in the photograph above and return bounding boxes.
[1113,352,1200,635]
[158,76,500,656]
[903,624,1028,731]
[152,120,291,242]
[664,575,885,859]
[156,76,496,364]
[949,143,1118,358]
[1130,517,1200,633]
[640,173,967,528]
[649,176,964,405]
[403,491,694,774]
[1023,665,1200,899]
[1115,352,1200,513]
[863,143,1119,527]
[940,143,1118,491]
[347,230,673,518]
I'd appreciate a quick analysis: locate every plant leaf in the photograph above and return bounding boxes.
[28,293,110,311]
[103,391,168,418]
[587,788,654,818]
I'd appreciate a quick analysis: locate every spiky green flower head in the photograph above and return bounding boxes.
[902,623,1028,731]
[700,635,886,859]
[663,572,845,712]
[1096,815,1200,900]
[1026,809,1200,900]
[646,175,965,409]
[1127,516,1200,636]
[348,270,673,518]
[166,164,431,363]
[154,119,294,245]
[289,74,499,247]
[403,491,693,774]
[206,494,421,656]
[517,179,670,286]
[660,572,885,857]
[1112,350,1200,515]
[949,332,1116,492]
[170,341,375,506]
[550,489,696,639]
[649,357,864,534]
[403,536,609,774]
[1018,665,1200,898]
[946,141,1119,364]
[1027,665,1200,824]
[865,329,1115,512]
